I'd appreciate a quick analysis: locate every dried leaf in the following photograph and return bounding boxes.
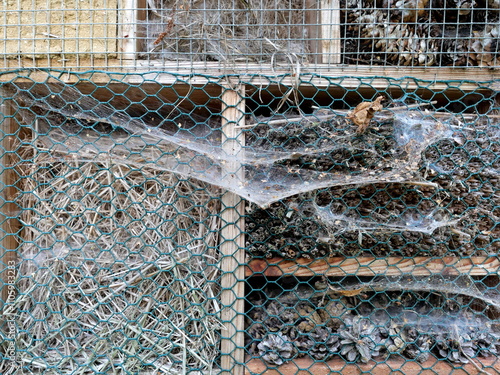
[397,0,429,22]
[328,287,365,297]
[346,96,384,133]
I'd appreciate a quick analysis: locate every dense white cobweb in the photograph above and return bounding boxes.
[6,81,455,210]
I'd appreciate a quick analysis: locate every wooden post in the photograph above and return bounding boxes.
[321,0,341,64]
[219,81,246,375]
[306,0,322,64]
[1,100,19,308]
[121,0,147,60]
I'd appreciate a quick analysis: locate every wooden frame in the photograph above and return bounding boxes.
[120,0,147,60]
[321,0,341,64]
[0,101,19,308]
[111,0,500,83]
[1,63,497,94]
[3,74,498,375]
[246,357,500,375]
[121,0,342,66]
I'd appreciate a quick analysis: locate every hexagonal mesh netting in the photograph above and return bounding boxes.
[0,70,498,374]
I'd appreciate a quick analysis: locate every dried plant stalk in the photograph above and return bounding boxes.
[142,0,309,63]
[3,135,222,374]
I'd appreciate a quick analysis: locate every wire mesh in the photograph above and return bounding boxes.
[1,0,499,70]
[0,70,499,374]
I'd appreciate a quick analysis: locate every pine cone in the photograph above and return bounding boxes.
[401,326,433,362]
[474,331,499,357]
[394,0,429,22]
[469,25,500,67]
[309,327,341,361]
[455,0,476,15]
[353,9,440,66]
[258,332,297,366]
[295,301,323,332]
[264,300,285,332]
[294,332,315,358]
[489,0,500,7]
[340,316,382,363]
[435,332,475,363]
[441,34,469,66]
[246,322,267,355]
[342,0,500,67]
[382,322,406,355]
[320,300,348,329]
[248,304,268,323]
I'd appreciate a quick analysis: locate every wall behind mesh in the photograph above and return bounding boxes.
[0,70,499,374]
[1,0,499,70]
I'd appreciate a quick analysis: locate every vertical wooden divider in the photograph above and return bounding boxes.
[321,0,341,64]
[121,0,147,60]
[306,0,322,64]
[1,101,19,308]
[219,80,246,375]
[307,0,342,65]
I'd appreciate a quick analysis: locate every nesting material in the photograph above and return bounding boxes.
[5,81,457,209]
[10,134,222,374]
[5,79,499,261]
[245,107,500,258]
[247,283,500,365]
[342,0,500,66]
[141,0,309,63]
[141,0,499,67]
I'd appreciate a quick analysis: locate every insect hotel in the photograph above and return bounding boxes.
[0,0,498,374]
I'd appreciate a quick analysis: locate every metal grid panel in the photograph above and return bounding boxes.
[0,1,499,70]
[0,70,499,374]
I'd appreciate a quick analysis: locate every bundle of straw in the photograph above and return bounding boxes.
[6,136,222,374]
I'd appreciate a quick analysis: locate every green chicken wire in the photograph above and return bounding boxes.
[0,69,498,374]
[242,75,499,374]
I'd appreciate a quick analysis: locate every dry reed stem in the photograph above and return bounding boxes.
[142,0,309,63]
[3,134,223,374]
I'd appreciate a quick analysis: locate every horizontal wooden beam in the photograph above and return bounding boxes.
[246,357,500,375]
[245,256,500,277]
[0,59,498,93]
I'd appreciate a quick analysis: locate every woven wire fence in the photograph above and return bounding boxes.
[1,0,499,70]
[0,70,499,374]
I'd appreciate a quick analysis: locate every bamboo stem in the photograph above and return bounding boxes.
[235,101,438,128]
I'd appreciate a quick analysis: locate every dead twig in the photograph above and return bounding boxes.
[153,8,176,45]
[236,101,438,129]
